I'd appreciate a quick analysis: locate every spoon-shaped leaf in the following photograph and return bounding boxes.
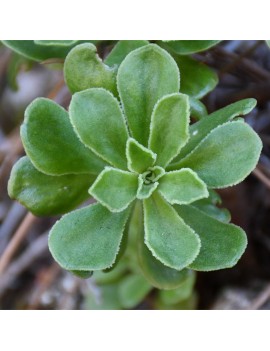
[143,192,200,270]
[169,98,257,167]
[69,88,129,170]
[175,205,247,271]
[117,44,180,146]
[21,98,107,175]
[89,167,138,212]
[49,204,130,271]
[64,43,117,94]
[132,201,193,289]
[158,168,208,205]
[8,156,95,216]
[176,121,262,188]
[126,138,156,173]
[149,93,189,167]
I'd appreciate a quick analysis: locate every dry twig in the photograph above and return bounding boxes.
[0,202,26,254]
[0,232,49,296]
[252,167,270,190]
[248,284,270,310]
[0,212,38,275]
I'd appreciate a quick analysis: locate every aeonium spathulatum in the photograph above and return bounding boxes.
[8,44,262,287]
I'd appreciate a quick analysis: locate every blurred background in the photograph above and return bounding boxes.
[1,40,270,310]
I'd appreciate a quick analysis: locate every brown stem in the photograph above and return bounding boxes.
[219,41,263,78]
[248,284,270,310]
[0,212,37,275]
[0,232,49,296]
[252,168,270,190]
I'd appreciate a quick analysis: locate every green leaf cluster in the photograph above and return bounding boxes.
[84,204,196,309]
[8,42,262,292]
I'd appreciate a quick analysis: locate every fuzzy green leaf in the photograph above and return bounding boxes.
[132,202,193,290]
[118,273,152,309]
[21,98,107,175]
[126,138,156,173]
[69,88,129,170]
[8,156,95,216]
[64,43,117,94]
[104,40,149,66]
[170,98,257,167]
[176,56,218,99]
[142,166,165,182]
[137,177,159,200]
[158,169,208,205]
[139,240,192,290]
[143,192,200,270]
[136,166,165,200]
[89,167,138,212]
[176,121,262,188]
[189,97,208,120]
[49,204,130,271]
[159,270,196,304]
[149,93,189,167]
[163,40,221,55]
[192,198,231,223]
[175,205,247,271]
[2,40,92,61]
[103,222,130,273]
[117,44,180,146]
